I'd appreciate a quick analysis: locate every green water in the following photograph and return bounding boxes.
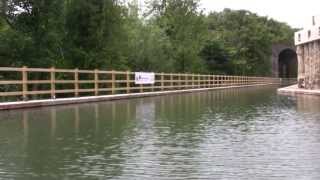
[1,85,320,180]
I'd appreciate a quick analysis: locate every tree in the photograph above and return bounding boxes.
[0,1,296,77]
[200,39,232,74]
[0,0,66,67]
[64,0,129,70]
[125,2,174,72]
[205,9,295,75]
[148,0,208,73]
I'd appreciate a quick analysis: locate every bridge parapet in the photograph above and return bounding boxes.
[295,16,320,45]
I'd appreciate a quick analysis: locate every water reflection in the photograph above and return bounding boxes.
[0,86,320,179]
[296,95,320,113]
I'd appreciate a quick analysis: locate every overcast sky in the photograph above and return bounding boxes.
[199,0,320,28]
[139,0,319,28]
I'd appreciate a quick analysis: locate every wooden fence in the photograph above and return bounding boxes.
[0,67,281,101]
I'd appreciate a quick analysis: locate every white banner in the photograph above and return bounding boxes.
[135,72,155,85]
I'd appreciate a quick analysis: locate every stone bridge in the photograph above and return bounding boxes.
[271,44,297,78]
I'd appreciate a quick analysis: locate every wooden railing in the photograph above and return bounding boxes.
[0,66,281,101]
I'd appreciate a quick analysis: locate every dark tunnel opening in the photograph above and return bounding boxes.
[278,49,298,78]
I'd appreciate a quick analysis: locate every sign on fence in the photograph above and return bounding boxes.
[135,72,155,85]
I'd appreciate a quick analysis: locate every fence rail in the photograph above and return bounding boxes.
[0,66,281,101]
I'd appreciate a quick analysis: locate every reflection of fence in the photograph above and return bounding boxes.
[0,66,281,102]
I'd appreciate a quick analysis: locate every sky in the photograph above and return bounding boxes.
[199,0,320,28]
[138,0,320,28]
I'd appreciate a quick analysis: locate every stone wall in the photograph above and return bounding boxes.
[297,40,320,89]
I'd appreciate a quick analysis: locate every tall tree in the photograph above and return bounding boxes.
[64,0,128,70]
[148,0,208,73]
[0,0,65,67]
[125,1,174,72]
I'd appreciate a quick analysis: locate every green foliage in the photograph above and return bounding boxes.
[125,19,174,72]
[0,1,295,76]
[153,0,208,73]
[205,9,295,75]
[64,0,129,70]
[200,39,232,74]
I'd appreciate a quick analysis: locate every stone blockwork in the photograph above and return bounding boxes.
[296,16,320,90]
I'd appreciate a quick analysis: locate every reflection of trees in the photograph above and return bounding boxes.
[155,86,277,134]
[0,85,281,179]
[151,86,278,176]
[0,101,137,179]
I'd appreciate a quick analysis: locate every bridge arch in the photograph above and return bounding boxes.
[278,48,298,78]
[271,45,298,78]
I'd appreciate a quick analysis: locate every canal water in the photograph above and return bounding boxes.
[0,85,320,180]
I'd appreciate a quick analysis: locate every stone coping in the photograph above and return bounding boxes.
[0,83,276,111]
[278,84,320,96]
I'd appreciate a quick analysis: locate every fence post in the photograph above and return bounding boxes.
[94,69,99,96]
[111,70,115,94]
[50,67,56,99]
[198,74,201,88]
[22,66,28,101]
[161,73,164,91]
[151,74,154,92]
[205,75,207,88]
[213,75,215,87]
[178,73,181,89]
[126,71,130,94]
[185,74,188,89]
[74,68,79,97]
[170,73,173,89]
[140,84,143,93]
[232,76,234,86]
[215,75,218,86]
[192,74,194,89]
[212,75,214,87]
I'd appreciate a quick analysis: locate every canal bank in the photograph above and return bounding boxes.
[278,84,320,96]
[0,83,277,110]
[0,66,281,110]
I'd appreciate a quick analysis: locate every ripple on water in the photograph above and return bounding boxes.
[0,87,320,179]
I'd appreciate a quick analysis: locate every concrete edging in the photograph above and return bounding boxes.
[278,84,320,96]
[0,83,277,110]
